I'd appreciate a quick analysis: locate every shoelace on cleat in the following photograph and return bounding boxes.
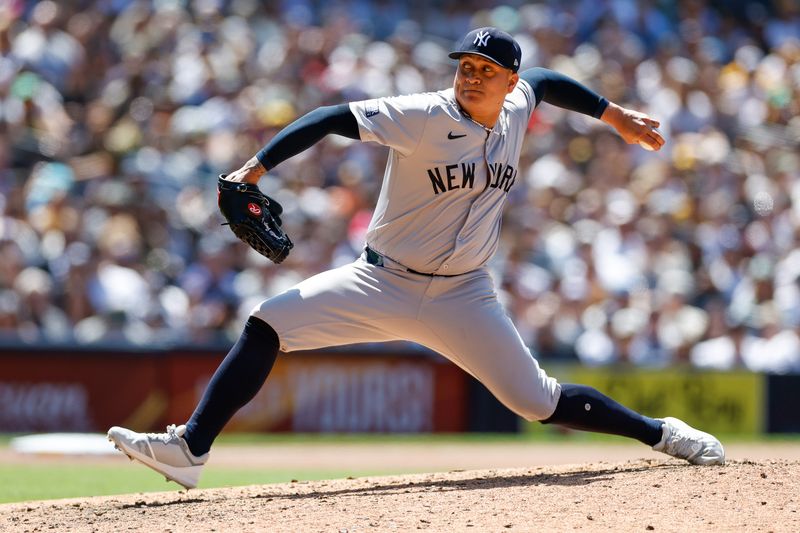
[144,424,181,444]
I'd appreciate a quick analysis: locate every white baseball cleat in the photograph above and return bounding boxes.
[652,417,725,465]
[107,424,209,489]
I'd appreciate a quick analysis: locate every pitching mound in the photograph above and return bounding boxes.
[2,459,797,532]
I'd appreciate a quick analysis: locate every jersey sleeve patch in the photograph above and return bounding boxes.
[365,100,380,118]
[350,93,430,156]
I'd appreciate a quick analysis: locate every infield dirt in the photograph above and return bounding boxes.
[1,443,798,532]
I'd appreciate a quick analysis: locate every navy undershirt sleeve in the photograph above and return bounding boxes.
[520,68,609,119]
[256,103,360,170]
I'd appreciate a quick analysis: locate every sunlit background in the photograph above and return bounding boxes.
[1,0,799,377]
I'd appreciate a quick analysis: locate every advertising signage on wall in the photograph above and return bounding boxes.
[0,348,468,433]
[170,355,470,433]
[0,348,793,434]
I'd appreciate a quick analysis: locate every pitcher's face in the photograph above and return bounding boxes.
[453,54,519,125]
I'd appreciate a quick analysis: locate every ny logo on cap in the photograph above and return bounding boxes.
[473,30,491,47]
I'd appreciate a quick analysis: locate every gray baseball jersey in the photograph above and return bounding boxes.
[349,80,535,275]
[253,79,561,421]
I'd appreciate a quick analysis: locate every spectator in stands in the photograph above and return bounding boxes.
[0,1,798,375]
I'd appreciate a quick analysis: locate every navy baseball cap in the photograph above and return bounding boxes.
[449,27,521,72]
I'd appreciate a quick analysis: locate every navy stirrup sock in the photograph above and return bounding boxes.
[183,316,280,457]
[541,383,663,446]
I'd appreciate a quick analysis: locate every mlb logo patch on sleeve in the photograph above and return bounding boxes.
[365,100,380,118]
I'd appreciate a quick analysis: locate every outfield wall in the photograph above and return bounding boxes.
[0,347,796,434]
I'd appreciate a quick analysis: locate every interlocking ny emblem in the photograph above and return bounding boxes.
[473,30,491,47]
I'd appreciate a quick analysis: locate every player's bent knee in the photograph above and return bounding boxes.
[245,315,281,346]
[498,377,560,422]
[249,304,283,341]
[516,405,557,422]
[501,391,559,422]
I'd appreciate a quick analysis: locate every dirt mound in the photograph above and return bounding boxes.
[2,459,797,532]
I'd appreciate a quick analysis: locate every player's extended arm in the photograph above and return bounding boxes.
[225,104,360,184]
[521,68,664,151]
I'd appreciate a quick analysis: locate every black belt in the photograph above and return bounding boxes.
[364,247,459,277]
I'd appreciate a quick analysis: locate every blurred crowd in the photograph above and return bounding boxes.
[1,0,799,373]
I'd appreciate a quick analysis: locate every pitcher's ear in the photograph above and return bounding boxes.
[508,72,520,93]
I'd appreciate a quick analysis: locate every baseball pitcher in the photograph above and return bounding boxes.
[109,27,724,490]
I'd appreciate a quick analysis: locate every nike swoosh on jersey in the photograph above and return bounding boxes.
[447,131,467,139]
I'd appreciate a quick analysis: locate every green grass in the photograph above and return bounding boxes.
[0,433,519,504]
[214,430,800,445]
[0,433,545,504]
[1,432,797,504]
[0,463,403,504]
[5,430,797,448]
[212,431,540,445]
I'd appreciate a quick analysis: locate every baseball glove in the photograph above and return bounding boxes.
[217,175,293,264]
